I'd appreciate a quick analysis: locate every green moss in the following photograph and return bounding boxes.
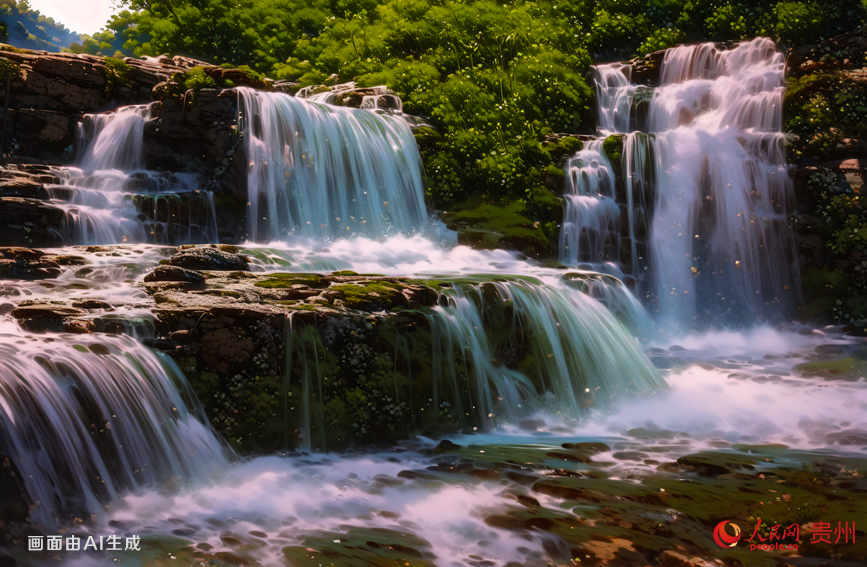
[602,134,624,164]
[329,281,407,310]
[0,43,27,54]
[443,199,551,257]
[544,136,583,166]
[227,271,257,279]
[330,270,359,276]
[183,66,216,92]
[254,273,329,288]
[103,56,132,99]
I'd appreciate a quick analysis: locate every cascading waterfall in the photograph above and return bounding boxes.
[563,37,799,326]
[238,86,427,241]
[51,105,220,246]
[558,141,622,272]
[0,324,230,528]
[79,105,150,172]
[427,279,664,423]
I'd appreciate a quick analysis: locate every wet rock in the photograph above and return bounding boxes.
[63,320,96,334]
[41,254,88,266]
[12,304,87,333]
[0,258,61,280]
[71,299,113,310]
[297,82,396,109]
[143,338,184,351]
[434,440,462,453]
[144,265,207,283]
[12,305,85,320]
[169,246,249,271]
[675,453,756,477]
[561,442,610,453]
[0,197,65,247]
[0,177,48,200]
[612,451,649,461]
[170,330,191,344]
[0,247,44,261]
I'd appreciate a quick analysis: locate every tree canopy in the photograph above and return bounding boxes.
[41,0,867,212]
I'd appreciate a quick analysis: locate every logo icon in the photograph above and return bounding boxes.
[713,520,742,548]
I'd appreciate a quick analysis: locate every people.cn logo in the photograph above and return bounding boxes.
[713,520,742,548]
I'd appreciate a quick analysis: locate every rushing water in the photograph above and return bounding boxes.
[1,37,866,567]
[563,38,798,328]
[238,87,427,241]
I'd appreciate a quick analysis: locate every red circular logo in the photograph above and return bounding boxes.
[713,520,742,548]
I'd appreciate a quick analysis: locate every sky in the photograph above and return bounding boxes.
[27,0,120,36]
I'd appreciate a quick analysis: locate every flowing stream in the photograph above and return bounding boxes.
[1,38,866,567]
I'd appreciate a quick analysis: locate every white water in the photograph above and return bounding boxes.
[54,323,867,567]
[238,87,427,241]
[0,322,230,528]
[565,38,798,327]
[427,280,664,425]
[79,105,150,172]
[558,140,621,271]
[58,106,221,245]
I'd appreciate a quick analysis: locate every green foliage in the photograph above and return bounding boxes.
[775,2,826,45]
[802,168,867,329]
[603,134,624,164]
[102,56,132,99]
[183,66,216,92]
[637,27,688,56]
[784,73,867,162]
[0,57,22,83]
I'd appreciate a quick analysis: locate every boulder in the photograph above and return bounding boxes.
[0,257,60,279]
[144,265,207,283]
[168,246,250,271]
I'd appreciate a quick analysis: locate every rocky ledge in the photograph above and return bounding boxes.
[0,242,632,452]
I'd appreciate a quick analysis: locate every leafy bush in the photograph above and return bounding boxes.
[183,66,217,92]
[102,56,132,98]
[775,2,827,46]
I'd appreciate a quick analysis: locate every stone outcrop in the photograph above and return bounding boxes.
[0,47,266,172]
[0,49,196,161]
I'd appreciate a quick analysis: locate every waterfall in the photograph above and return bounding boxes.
[562,37,798,326]
[594,65,637,134]
[0,324,230,528]
[237,86,427,241]
[427,279,664,424]
[79,105,150,172]
[54,106,220,246]
[558,140,621,271]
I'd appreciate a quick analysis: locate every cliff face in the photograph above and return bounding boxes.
[0,49,208,160]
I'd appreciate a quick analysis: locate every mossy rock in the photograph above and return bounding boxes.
[443,199,552,257]
[327,281,410,311]
[152,80,187,101]
[254,273,330,289]
[603,134,624,164]
[543,135,584,166]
